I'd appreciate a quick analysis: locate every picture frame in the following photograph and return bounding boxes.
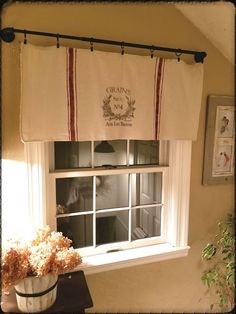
[202,95,235,185]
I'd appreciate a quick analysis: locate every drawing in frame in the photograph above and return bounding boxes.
[203,95,235,185]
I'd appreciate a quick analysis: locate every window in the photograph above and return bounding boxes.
[25,140,191,274]
[53,140,166,252]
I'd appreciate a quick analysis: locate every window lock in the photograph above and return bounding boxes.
[106,248,123,253]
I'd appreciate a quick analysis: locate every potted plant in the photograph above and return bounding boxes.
[1,226,82,313]
[201,213,235,311]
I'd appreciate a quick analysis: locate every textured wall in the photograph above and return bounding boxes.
[2,3,234,312]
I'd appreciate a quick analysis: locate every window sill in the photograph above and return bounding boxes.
[73,243,190,274]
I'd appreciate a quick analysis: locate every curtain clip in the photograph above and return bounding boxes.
[90,38,94,52]
[24,30,27,45]
[150,46,155,58]
[56,34,60,48]
[121,42,125,55]
[175,51,182,62]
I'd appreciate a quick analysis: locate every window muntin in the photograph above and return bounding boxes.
[52,140,167,255]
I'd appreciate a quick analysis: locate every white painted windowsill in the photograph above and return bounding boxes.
[73,243,190,275]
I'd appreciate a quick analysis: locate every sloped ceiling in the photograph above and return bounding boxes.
[175,2,234,64]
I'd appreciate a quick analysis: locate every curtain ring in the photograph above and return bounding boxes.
[24,30,27,45]
[56,34,60,48]
[90,39,94,52]
[121,42,125,55]
[175,51,182,62]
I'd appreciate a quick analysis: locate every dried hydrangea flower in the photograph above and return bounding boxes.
[28,242,55,276]
[52,247,82,274]
[1,225,82,291]
[2,247,30,292]
[30,226,51,246]
[47,231,71,250]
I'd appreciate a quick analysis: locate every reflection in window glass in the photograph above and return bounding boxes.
[54,142,91,169]
[96,174,129,210]
[54,140,159,169]
[130,140,159,165]
[57,215,93,249]
[131,206,162,240]
[54,140,164,250]
[94,140,127,167]
[56,177,93,213]
[96,211,129,245]
[132,173,162,206]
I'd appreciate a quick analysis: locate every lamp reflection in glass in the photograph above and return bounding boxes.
[94,141,115,153]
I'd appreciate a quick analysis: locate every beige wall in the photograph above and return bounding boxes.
[2,3,234,312]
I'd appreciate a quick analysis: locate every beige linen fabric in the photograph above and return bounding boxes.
[20,44,69,142]
[20,43,203,142]
[159,59,204,140]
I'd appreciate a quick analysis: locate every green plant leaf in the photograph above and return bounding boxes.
[202,243,217,260]
[201,213,235,311]
[201,270,219,288]
[219,294,228,309]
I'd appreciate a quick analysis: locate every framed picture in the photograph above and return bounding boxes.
[203,95,235,185]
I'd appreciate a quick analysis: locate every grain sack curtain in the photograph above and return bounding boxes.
[20,43,204,142]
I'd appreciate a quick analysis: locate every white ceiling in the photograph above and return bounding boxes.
[175,2,234,64]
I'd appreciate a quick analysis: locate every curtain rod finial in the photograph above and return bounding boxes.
[194,51,207,63]
[0,27,15,42]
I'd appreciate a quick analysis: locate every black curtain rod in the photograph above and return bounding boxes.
[0,27,207,63]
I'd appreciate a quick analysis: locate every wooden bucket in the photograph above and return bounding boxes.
[14,273,58,313]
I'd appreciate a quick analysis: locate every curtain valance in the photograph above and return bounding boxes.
[20,44,204,142]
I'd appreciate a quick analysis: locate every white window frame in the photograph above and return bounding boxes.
[24,140,191,274]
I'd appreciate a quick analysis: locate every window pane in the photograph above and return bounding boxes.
[57,215,93,249]
[129,140,159,165]
[54,142,91,169]
[94,140,127,167]
[132,172,162,206]
[96,174,129,210]
[96,211,129,245]
[56,177,93,213]
[131,206,162,239]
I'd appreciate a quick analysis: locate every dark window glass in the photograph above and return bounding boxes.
[57,215,93,249]
[56,177,93,213]
[54,142,91,169]
[96,211,129,245]
[96,174,129,210]
[131,206,162,239]
[132,173,162,206]
[94,140,127,167]
[130,140,159,165]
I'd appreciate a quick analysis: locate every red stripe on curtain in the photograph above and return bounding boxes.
[154,58,164,140]
[67,48,78,141]
[74,49,78,140]
[66,49,70,139]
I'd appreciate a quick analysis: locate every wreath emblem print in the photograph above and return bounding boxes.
[102,87,136,123]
